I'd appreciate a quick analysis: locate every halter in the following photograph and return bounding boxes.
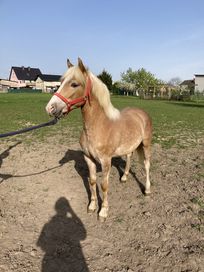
[54,77,92,114]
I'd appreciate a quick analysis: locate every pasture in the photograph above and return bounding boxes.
[0,93,204,271]
[0,93,204,147]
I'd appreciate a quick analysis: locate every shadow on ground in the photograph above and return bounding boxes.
[37,197,89,272]
[60,149,145,196]
[0,144,145,196]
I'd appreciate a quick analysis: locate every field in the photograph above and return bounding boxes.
[0,94,204,271]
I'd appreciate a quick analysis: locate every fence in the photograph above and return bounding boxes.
[8,88,42,94]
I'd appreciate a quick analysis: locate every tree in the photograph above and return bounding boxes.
[121,67,161,97]
[97,69,113,91]
[168,77,182,87]
[114,81,136,96]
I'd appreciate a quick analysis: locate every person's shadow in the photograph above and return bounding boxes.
[37,197,89,272]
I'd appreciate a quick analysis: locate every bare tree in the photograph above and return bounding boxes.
[168,77,182,87]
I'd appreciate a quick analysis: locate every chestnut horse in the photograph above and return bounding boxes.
[46,58,152,221]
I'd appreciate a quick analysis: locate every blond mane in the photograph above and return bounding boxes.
[89,72,120,120]
[62,66,120,120]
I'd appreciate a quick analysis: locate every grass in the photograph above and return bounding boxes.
[190,197,204,209]
[0,93,204,148]
[190,197,204,233]
[0,93,82,143]
[113,96,204,148]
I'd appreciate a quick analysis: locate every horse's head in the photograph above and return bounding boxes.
[46,58,91,118]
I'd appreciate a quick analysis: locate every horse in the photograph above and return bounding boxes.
[46,58,152,221]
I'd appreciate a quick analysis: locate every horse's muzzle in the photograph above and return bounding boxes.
[46,104,63,118]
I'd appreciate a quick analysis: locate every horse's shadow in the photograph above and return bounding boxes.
[59,150,102,209]
[0,143,145,196]
[0,141,22,167]
[59,149,145,199]
[0,141,22,182]
[112,156,145,194]
[0,141,64,183]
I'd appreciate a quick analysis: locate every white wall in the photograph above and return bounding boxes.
[195,75,204,93]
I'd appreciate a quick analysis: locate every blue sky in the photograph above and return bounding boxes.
[1,0,204,82]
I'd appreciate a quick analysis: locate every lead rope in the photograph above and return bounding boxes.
[0,118,58,138]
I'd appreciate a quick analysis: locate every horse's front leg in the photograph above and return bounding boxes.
[99,158,111,221]
[84,155,97,213]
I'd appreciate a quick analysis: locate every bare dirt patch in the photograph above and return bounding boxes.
[0,139,204,272]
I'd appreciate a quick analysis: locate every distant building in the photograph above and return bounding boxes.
[194,74,204,93]
[180,75,204,94]
[9,66,42,88]
[0,79,18,92]
[5,66,62,92]
[180,79,195,93]
[35,74,61,92]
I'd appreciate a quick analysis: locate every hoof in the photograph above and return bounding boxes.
[87,201,96,213]
[87,208,96,214]
[145,190,151,196]
[98,206,108,221]
[120,175,127,183]
[98,215,107,222]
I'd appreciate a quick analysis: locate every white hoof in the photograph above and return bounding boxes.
[88,200,96,213]
[121,174,127,183]
[99,215,107,222]
[145,189,151,195]
[99,206,109,221]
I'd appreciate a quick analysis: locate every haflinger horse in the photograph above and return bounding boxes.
[46,58,152,221]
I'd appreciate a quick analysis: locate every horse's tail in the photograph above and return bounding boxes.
[136,143,145,164]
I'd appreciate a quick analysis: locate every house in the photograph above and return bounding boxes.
[7,66,61,92]
[180,79,195,93]
[180,75,204,94]
[0,78,19,92]
[35,74,61,93]
[194,74,204,93]
[9,66,42,88]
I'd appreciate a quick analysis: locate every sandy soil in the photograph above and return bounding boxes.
[0,138,204,272]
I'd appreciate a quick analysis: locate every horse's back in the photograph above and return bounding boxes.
[120,107,152,143]
[120,107,152,130]
[107,107,151,156]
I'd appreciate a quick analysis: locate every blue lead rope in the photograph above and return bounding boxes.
[0,118,58,138]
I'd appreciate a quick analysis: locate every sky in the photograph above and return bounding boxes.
[1,0,204,82]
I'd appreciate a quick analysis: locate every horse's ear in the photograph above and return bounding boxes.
[78,58,87,74]
[67,59,73,68]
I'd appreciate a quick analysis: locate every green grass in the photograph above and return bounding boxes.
[0,93,82,143]
[0,94,204,148]
[190,197,204,209]
[112,96,204,148]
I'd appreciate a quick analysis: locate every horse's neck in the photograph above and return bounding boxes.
[81,76,120,132]
[81,93,107,130]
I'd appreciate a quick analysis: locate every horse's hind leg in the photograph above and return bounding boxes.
[142,140,151,195]
[84,155,97,213]
[121,153,132,183]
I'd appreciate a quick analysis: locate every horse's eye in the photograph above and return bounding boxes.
[71,82,79,88]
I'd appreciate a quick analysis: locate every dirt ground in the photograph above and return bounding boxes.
[0,137,204,272]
